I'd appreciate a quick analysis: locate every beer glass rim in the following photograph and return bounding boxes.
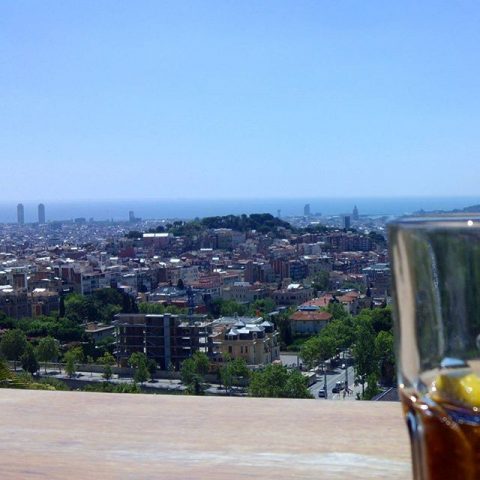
[389,213,480,229]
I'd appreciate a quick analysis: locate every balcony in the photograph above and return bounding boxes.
[0,389,411,479]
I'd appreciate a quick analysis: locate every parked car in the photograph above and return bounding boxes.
[318,389,326,398]
[332,381,343,394]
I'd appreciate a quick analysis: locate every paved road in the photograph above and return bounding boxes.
[309,365,358,400]
[39,361,361,399]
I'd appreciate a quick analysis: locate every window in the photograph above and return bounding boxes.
[228,346,233,354]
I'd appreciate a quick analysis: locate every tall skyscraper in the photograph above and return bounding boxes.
[303,204,311,216]
[17,203,24,225]
[352,205,359,221]
[38,203,45,224]
[344,215,351,230]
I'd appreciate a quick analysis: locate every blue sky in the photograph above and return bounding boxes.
[1,1,480,202]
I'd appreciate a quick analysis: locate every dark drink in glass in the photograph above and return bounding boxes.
[389,216,480,480]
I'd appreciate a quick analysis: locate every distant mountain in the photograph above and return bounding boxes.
[460,204,480,213]
[414,204,480,215]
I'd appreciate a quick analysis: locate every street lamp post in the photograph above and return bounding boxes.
[323,361,328,399]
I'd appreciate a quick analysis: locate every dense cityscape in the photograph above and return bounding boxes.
[0,202,394,400]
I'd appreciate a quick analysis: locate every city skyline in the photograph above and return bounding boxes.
[3,195,480,224]
[2,2,480,201]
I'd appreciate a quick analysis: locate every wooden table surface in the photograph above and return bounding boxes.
[0,389,412,479]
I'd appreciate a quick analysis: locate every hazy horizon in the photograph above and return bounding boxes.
[3,195,480,223]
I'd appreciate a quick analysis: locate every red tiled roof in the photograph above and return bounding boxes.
[300,296,332,308]
[338,292,359,303]
[289,311,332,322]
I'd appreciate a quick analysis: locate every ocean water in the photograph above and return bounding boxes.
[2,197,480,223]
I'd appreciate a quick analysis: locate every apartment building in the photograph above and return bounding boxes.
[272,284,314,306]
[288,310,332,335]
[222,282,270,304]
[212,316,280,366]
[114,313,213,370]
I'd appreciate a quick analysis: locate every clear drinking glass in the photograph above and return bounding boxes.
[389,215,480,480]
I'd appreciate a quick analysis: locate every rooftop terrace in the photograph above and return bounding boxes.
[0,390,411,479]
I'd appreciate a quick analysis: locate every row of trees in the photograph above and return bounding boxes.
[63,288,137,324]
[300,305,395,399]
[248,364,313,398]
[0,288,137,345]
[0,327,158,387]
[205,298,276,319]
[0,330,59,374]
[179,351,312,399]
[1,326,314,399]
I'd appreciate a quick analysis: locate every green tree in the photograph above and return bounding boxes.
[321,318,355,352]
[300,335,336,370]
[95,336,115,356]
[147,358,157,379]
[36,336,59,373]
[180,358,197,386]
[273,307,295,348]
[64,293,92,323]
[64,289,125,325]
[248,298,276,317]
[180,357,201,394]
[248,364,313,398]
[103,364,113,381]
[219,357,250,395]
[363,372,380,400]
[0,311,13,329]
[64,352,76,378]
[121,290,138,313]
[128,352,150,385]
[218,300,247,317]
[128,352,147,369]
[20,343,39,376]
[134,362,149,385]
[370,307,393,334]
[0,329,28,371]
[192,352,209,376]
[374,330,396,386]
[138,302,186,315]
[312,270,330,294]
[100,352,115,381]
[284,369,314,398]
[327,302,349,321]
[98,352,115,365]
[64,347,84,378]
[353,318,377,397]
[92,288,123,307]
[180,352,211,395]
